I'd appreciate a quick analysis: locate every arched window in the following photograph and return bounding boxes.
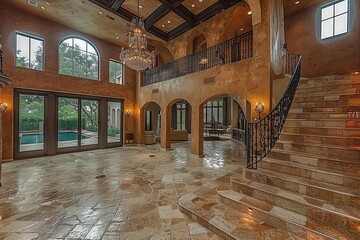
[59,37,99,80]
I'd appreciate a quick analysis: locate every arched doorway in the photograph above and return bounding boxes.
[168,99,192,148]
[140,101,161,145]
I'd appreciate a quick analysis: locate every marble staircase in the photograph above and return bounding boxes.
[180,75,360,239]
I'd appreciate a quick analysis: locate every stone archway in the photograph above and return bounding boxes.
[139,101,161,145]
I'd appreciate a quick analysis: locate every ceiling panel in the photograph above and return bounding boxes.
[153,11,186,33]
[181,0,218,15]
[121,0,162,19]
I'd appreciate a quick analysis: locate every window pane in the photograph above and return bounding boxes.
[181,109,186,129]
[87,43,97,54]
[334,13,348,35]
[81,100,99,146]
[321,18,334,39]
[107,101,121,143]
[74,53,86,78]
[177,110,181,129]
[30,38,43,70]
[58,97,79,149]
[62,38,73,47]
[87,53,99,80]
[219,107,223,124]
[335,0,348,15]
[109,60,124,84]
[321,5,334,20]
[59,45,73,75]
[19,94,45,152]
[74,38,87,51]
[16,34,30,68]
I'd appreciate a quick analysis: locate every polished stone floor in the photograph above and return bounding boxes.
[0,140,247,240]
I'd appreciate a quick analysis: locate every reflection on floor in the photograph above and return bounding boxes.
[0,140,292,240]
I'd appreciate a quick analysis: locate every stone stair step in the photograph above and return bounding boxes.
[282,126,360,137]
[295,88,359,97]
[291,99,360,108]
[285,118,360,128]
[218,190,339,240]
[297,82,360,92]
[287,112,351,120]
[243,168,360,209]
[178,192,298,240]
[292,93,360,104]
[298,76,360,88]
[259,158,360,188]
[272,142,360,163]
[279,132,360,147]
[229,178,360,238]
[289,106,359,113]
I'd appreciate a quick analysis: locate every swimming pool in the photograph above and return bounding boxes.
[20,132,88,144]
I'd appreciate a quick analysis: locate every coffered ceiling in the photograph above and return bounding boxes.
[88,0,243,41]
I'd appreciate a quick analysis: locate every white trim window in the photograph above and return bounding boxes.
[320,0,349,40]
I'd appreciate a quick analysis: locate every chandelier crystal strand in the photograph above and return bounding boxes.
[119,1,155,71]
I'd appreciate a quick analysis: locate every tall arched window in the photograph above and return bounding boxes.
[59,37,99,80]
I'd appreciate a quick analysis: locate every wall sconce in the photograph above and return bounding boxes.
[126,109,132,117]
[255,100,265,120]
[0,102,7,113]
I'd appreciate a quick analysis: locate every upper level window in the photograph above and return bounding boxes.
[109,59,124,85]
[16,33,44,71]
[320,0,349,40]
[59,37,99,80]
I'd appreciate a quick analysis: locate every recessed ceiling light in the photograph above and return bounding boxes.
[139,5,143,9]
[191,4,195,7]
[240,28,244,31]
[99,11,103,14]
[45,2,50,5]
[199,0,203,2]
[116,36,119,39]
[115,32,118,35]
[41,6,45,10]
[247,11,252,15]
[167,20,171,24]
[162,24,165,27]
[295,1,300,4]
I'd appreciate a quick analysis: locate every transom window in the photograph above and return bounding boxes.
[16,33,44,71]
[59,37,99,80]
[109,59,124,85]
[320,0,349,40]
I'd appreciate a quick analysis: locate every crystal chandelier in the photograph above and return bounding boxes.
[120,0,154,71]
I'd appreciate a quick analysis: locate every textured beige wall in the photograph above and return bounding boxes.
[285,0,360,77]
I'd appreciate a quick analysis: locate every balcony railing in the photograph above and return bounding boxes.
[143,31,253,86]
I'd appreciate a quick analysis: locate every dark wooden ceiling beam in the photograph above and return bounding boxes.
[147,26,168,41]
[173,4,195,24]
[144,4,171,30]
[110,0,125,11]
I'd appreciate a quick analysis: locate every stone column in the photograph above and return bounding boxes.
[191,104,204,156]
[160,105,171,150]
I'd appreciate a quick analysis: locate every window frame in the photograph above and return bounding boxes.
[176,103,186,130]
[109,59,125,85]
[58,36,100,81]
[320,0,349,40]
[15,32,45,71]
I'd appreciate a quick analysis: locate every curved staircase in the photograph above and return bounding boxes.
[180,75,360,239]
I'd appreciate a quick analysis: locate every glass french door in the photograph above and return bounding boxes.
[107,101,122,145]
[57,97,99,150]
[18,94,45,153]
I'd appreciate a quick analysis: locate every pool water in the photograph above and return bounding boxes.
[20,132,88,144]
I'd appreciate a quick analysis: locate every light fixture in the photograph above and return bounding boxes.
[126,109,132,117]
[295,1,300,4]
[248,11,252,15]
[120,0,154,71]
[0,102,7,113]
[255,100,265,120]
[139,5,143,9]
[199,57,208,65]
[99,11,103,14]
[161,24,165,28]
[191,4,195,7]
[167,20,171,24]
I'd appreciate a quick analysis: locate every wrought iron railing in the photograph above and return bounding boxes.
[231,128,246,145]
[143,31,253,86]
[246,54,302,169]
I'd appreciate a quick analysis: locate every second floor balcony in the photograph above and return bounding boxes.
[143,31,253,86]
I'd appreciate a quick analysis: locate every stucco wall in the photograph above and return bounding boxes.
[0,3,137,160]
[284,0,360,77]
